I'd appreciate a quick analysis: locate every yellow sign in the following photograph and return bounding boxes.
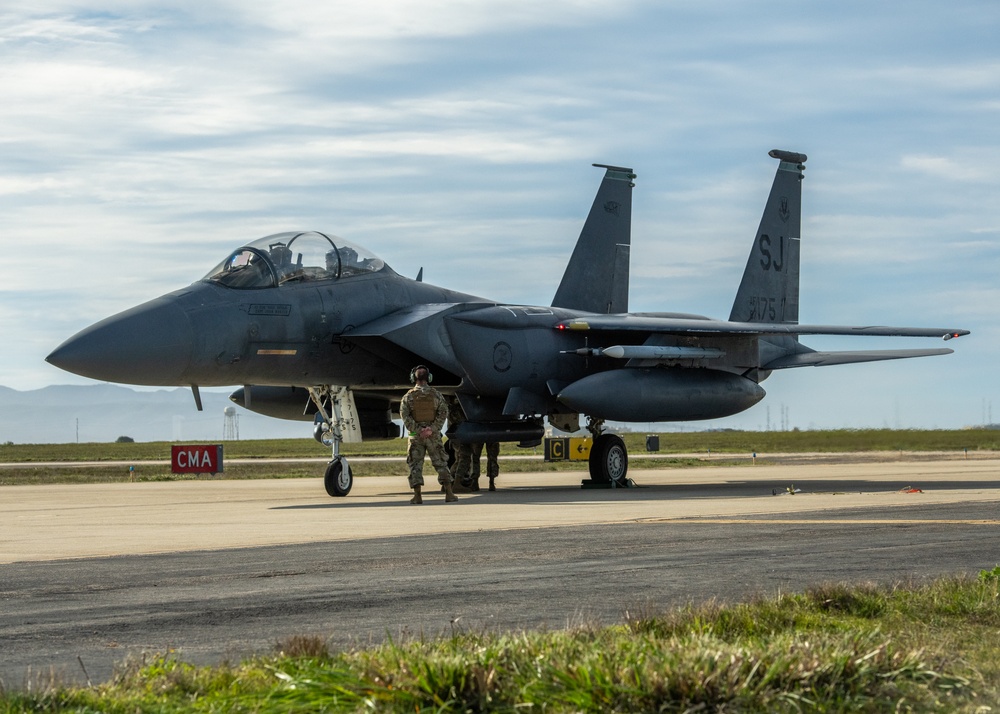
[543,437,592,462]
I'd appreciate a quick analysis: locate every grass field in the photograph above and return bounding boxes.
[2,428,998,462]
[1,429,996,486]
[3,575,998,712]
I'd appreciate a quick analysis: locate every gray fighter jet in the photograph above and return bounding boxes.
[47,150,969,496]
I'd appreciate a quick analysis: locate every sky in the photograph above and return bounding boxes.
[1,0,997,433]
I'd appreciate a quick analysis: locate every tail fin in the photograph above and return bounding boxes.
[552,164,635,314]
[729,150,806,324]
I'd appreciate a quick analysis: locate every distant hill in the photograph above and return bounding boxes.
[0,384,309,444]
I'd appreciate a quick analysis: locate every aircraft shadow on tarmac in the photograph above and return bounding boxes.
[270,478,1000,510]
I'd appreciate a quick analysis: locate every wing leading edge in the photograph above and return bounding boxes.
[555,315,969,340]
[554,314,969,370]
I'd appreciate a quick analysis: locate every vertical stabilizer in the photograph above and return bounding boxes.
[729,150,806,324]
[552,164,635,314]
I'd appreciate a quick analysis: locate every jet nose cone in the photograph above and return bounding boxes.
[47,297,194,385]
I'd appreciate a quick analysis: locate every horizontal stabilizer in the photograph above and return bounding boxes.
[764,348,954,369]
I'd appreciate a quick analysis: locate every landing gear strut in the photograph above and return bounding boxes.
[584,417,634,488]
[309,386,353,497]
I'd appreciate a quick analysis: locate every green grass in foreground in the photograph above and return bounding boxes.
[3,576,999,712]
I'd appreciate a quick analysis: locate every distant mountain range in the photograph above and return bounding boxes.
[0,384,310,444]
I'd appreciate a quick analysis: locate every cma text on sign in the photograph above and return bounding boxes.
[171,444,224,474]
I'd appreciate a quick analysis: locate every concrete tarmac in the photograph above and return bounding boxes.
[2,458,999,688]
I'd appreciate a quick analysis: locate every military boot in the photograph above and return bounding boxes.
[469,478,480,492]
[444,482,458,503]
[410,485,423,504]
[488,477,496,492]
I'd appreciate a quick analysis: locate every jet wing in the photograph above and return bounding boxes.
[346,303,472,338]
[345,302,495,379]
[555,315,969,340]
[762,348,955,369]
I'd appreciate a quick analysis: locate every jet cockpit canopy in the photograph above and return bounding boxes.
[203,231,387,289]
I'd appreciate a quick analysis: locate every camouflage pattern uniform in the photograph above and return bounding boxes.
[447,398,474,488]
[400,383,452,489]
[472,441,501,491]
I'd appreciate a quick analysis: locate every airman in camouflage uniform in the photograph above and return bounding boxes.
[400,365,456,504]
[447,398,475,491]
[471,441,501,491]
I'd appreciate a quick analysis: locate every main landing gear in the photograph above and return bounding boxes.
[584,417,635,489]
[310,386,353,497]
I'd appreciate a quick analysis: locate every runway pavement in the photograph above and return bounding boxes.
[2,457,999,688]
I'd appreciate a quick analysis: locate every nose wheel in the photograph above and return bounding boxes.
[324,457,353,497]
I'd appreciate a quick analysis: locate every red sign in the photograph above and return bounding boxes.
[171,444,224,474]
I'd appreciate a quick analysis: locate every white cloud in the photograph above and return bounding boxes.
[232,0,637,40]
[0,0,996,433]
[899,154,992,182]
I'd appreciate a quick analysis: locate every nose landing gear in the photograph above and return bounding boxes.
[310,386,355,497]
[323,457,352,497]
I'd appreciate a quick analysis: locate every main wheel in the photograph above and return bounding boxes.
[588,434,628,485]
[324,457,353,497]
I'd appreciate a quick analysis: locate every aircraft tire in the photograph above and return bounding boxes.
[589,434,628,485]
[324,457,353,497]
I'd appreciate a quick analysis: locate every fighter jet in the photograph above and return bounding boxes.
[47,150,969,496]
